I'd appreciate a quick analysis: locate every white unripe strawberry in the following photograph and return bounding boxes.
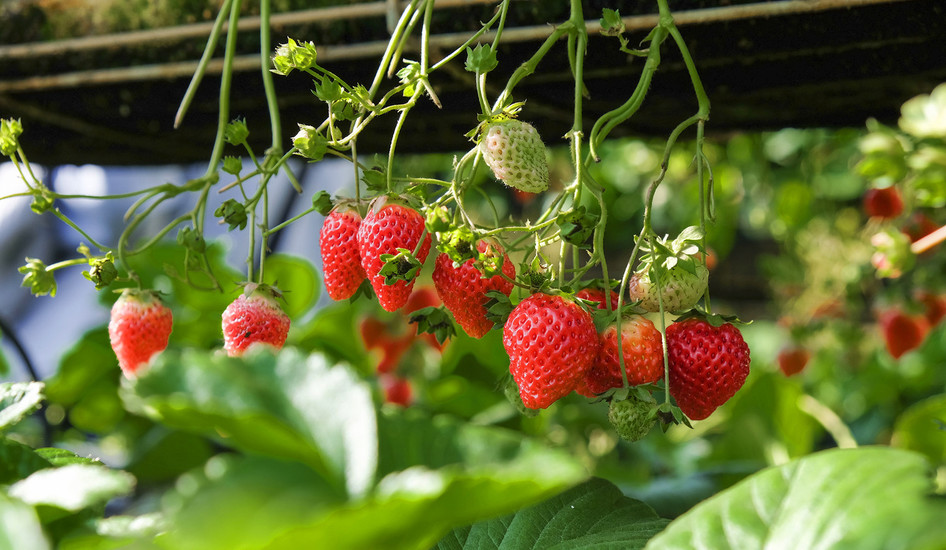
[479,119,550,193]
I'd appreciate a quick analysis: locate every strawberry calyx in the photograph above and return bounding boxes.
[671,308,747,328]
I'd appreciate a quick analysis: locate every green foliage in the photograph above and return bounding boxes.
[436,477,669,549]
[646,447,946,550]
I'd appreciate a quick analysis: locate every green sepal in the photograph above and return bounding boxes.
[408,306,457,345]
[556,205,599,249]
[465,44,498,74]
[378,248,423,285]
[0,118,23,156]
[222,156,243,176]
[214,199,248,231]
[224,118,249,146]
[82,252,118,290]
[483,290,514,327]
[293,124,329,161]
[176,226,206,254]
[18,258,56,297]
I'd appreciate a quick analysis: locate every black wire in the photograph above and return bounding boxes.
[0,315,53,446]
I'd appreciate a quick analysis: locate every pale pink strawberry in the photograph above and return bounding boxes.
[108,289,173,377]
[222,284,291,356]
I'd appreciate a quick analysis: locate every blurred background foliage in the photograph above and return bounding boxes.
[1,80,945,546]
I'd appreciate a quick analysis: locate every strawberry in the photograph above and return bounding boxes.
[878,309,929,359]
[628,227,709,314]
[863,186,904,219]
[319,207,366,301]
[918,291,946,327]
[575,287,618,311]
[666,318,751,421]
[381,374,412,407]
[357,200,432,312]
[222,284,291,357]
[503,293,599,409]
[108,289,173,377]
[777,344,810,377]
[479,119,550,193]
[579,315,663,396]
[628,263,708,313]
[902,212,938,243]
[608,394,657,442]
[433,241,515,338]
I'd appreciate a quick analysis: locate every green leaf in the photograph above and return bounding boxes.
[0,381,44,431]
[159,454,344,550]
[0,492,50,550]
[9,464,135,512]
[0,437,53,484]
[263,253,320,319]
[434,477,668,549]
[892,393,946,463]
[121,347,378,498]
[646,447,946,550]
[34,448,103,468]
[464,44,498,74]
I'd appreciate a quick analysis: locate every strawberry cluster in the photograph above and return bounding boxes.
[108,283,292,378]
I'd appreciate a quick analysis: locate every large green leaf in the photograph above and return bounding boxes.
[434,477,669,549]
[0,492,50,550]
[0,381,44,431]
[121,347,378,497]
[8,464,135,513]
[646,447,946,550]
[0,437,52,484]
[892,393,946,463]
[154,417,585,550]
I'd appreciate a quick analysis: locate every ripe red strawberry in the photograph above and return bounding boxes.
[222,284,291,357]
[575,287,618,311]
[579,315,663,396]
[320,207,366,301]
[108,289,173,377]
[666,318,751,421]
[863,186,904,219]
[503,293,599,409]
[357,200,431,312]
[777,344,810,376]
[878,309,929,359]
[433,241,515,338]
[381,374,413,407]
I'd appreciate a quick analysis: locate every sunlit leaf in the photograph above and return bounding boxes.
[0,492,50,550]
[646,447,946,550]
[121,347,377,498]
[0,381,44,431]
[9,464,135,512]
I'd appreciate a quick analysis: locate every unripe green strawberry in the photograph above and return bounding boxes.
[579,315,663,396]
[432,241,515,338]
[108,289,173,377]
[503,293,598,409]
[357,200,432,312]
[608,395,657,442]
[320,207,366,301]
[222,284,291,357]
[479,119,550,193]
[666,318,750,421]
[628,262,709,313]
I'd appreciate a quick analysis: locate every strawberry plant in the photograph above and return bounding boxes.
[2,0,946,548]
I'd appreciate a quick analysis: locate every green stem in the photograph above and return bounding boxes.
[204,0,242,180]
[175,0,233,128]
[259,0,282,154]
[50,210,109,252]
